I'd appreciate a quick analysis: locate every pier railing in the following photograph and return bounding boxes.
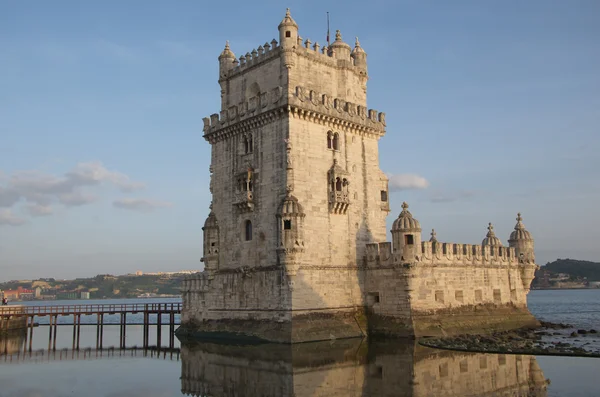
[0,303,181,316]
[0,303,181,352]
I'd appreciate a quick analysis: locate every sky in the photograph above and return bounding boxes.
[1,0,599,281]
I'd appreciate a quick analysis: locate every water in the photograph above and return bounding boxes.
[0,290,598,396]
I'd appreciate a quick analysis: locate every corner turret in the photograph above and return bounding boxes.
[508,213,535,263]
[218,41,236,78]
[391,202,422,261]
[278,8,299,49]
[329,30,352,60]
[482,223,503,247]
[201,211,220,279]
[351,37,368,76]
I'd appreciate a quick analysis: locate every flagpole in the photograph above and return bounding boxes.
[327,12,330,48]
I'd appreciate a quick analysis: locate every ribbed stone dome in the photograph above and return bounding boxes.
[278,194,305,217]
[392,202,421,232]
[203,211,218,229]
[482,223,503,247]
[278,8,298,29]
[329,30,351,51]
[351,37,365,55]
[218,41,235,60]
[509,213,533,241]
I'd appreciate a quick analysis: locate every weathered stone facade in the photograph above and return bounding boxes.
[179,10,539,343]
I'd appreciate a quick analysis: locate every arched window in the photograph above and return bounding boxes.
[342,178,348,192]
[245,220,252,241]
[335,177,342,191]
[332,133,339,150]
[244,134,253,154]
[327,131,333,149]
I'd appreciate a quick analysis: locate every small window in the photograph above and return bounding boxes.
[245,220,252,241]
[479,357,487,369]
[493,289,501,303]
[283,220,291,230]
[285,31,291,38]
[435,290,444,303]
[405,234,414,245]
[211,242,216,246]
[327,131,333,149]
[332,133,339,150]
[475,290,483,302]
[380,190,388,202]
[455,290,464,302]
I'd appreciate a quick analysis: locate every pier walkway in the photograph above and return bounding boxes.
[0,303,181,352]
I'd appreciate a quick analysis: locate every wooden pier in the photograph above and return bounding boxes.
[0,303,181,352]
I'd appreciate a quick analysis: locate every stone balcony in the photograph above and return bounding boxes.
[329,190,350,214]
[234,190,254,212]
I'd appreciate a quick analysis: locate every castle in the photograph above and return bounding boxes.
[179,10,540,343]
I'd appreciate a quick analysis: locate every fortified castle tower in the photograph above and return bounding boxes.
[181,10,540,343]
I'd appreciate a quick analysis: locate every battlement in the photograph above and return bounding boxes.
[202,85,285,137]
[182,273,210,293]
[366,241,519,268]
[290,85,385,134]
[202,84,386,138]
[225,39,282,78]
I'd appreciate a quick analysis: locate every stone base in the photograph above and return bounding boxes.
[177,310,367,344]
[411,304,540,338]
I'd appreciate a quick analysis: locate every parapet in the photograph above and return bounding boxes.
[366,240,520,268]
[182,273,210,293]
[202,85,286,138]
[290,85,386,135]
[224,39,282,79]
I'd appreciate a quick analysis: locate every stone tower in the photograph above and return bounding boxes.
[192,9,388,342]
[202,9,388,276]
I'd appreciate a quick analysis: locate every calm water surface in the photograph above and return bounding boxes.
[0,291,598,396]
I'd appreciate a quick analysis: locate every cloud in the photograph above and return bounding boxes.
[0,161,150,221]
[0,161,144,209]
[26,204,53,216]
[388,173,430,191]
[0,209,26,226]
[113,198,172,212]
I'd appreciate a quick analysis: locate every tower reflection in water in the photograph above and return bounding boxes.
[180,338,549,397]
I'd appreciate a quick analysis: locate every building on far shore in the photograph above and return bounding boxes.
[180,10,540,343]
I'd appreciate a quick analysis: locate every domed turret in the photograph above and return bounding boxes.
[329,30,351,60]
[509,213,533,241]
[201,211,220,278]
[482,223,503,247]
[351,37,367,75]
[276,194,306,276]
[508,213,535,262]
[278,8,299,49]
[392,202,421,232]
[218,41,236,78]
[278,194,305,217]
[391,202,422,260]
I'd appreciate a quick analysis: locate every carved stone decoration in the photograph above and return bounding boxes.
[296,86,305,102]
[259,92,268,108]
[310,90,320,106]
[328,159,351,214]
[271,86,283,103]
